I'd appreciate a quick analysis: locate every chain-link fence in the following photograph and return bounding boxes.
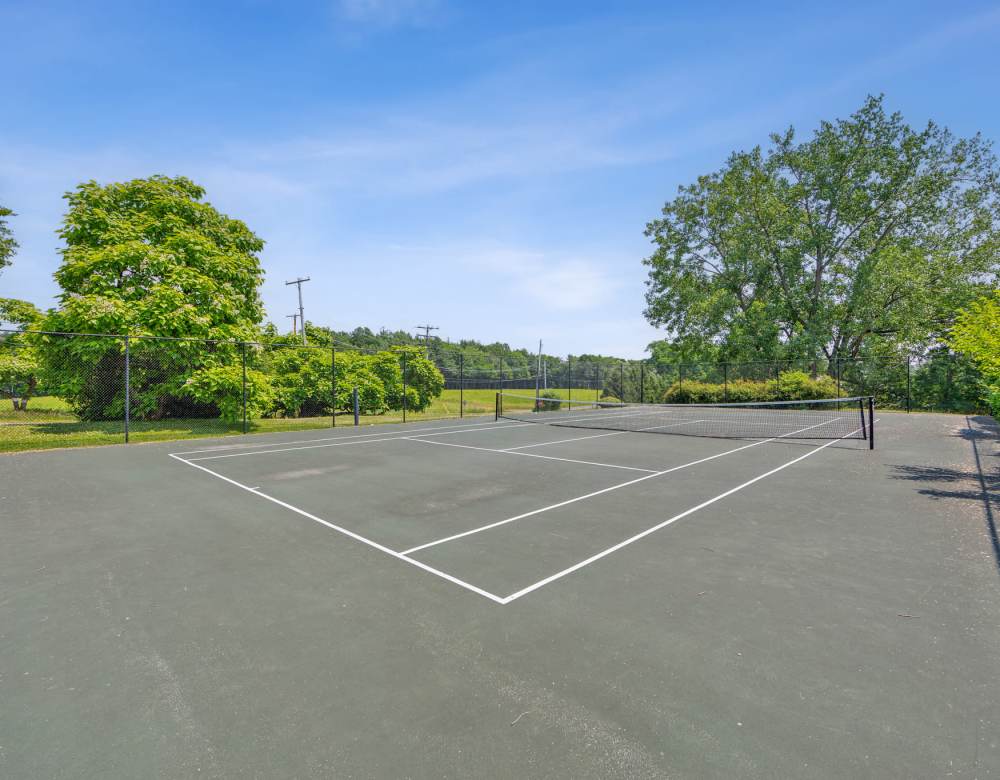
[1,328,989,452]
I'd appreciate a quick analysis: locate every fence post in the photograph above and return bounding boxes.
[124,335,130,444]
[678,363,684,396]
[459,352,464,418]
[331,345,336,427]
[402,351,407,423]
[353,386,359,426]
[723,362,728,403]
[906,356,911,413]
[567,355,572,404]
[620,361,625,403]
[242,342,248,434]
[595,363,600,402]
[640,362,645,404]
[835,357,841,408]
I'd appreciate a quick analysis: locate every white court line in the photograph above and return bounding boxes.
[181,421,536,462]
[500,418,709,451]
[400,417,839,555]
[170,417,518,457]
[403,437,658,473]
[502,430,626,450]
[167,453,507,604]
[499,424,869,604]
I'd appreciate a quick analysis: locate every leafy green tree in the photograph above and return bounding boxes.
[950,289,1000,413]
[38,176,266,419]
[644,95,1000,366]
[396,346,444,411]
[0,205,17,276]
[0,299,43,410]
[369,346,444,412]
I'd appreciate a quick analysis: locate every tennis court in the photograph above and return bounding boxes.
[2,404,998,777]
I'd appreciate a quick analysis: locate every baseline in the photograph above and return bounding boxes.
[170,417,523,457]
[179,421,536,462]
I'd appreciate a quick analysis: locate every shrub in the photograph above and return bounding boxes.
[182,365,274,422]
[661,371,840,404]
[537,390,562,411]
[773,370,838,401]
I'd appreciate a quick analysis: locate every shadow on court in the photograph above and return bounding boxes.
[890,415,1000,573]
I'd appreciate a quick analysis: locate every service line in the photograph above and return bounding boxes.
[400,417,838,555]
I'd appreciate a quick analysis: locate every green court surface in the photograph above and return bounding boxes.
[1,411,998,777]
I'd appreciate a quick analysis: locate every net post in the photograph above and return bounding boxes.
[331,345,336,427]
[868,396,875,450]
[859,397,867,442]
[124,335,130,444]
[353,386,359,426]
[242,341,248,434]
[459,352,464,418]
[495,392,500,421]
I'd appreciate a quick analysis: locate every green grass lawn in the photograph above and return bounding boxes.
[0,387,615,453]
[0,388,944,454]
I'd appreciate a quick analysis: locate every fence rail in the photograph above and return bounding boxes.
[0,328,989,452]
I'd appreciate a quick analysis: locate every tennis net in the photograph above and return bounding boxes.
[497,393,874,446]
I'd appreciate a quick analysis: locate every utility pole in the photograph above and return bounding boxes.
[414,324,439,355]
[286,313,299,336]
[285,277,310,345]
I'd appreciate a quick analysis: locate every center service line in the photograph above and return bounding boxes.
[400,417,838,555]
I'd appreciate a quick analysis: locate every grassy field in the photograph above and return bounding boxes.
[0,388,609,453]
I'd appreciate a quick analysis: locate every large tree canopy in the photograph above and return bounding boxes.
[44,175,264,338]
[39,176,266,419]
[644,95,1000,364]
[0,205,17,276]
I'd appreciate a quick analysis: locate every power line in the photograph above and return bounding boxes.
[414,324,440,355]
[285,277,310,345]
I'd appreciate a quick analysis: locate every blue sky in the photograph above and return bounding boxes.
[1,0,998,357]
